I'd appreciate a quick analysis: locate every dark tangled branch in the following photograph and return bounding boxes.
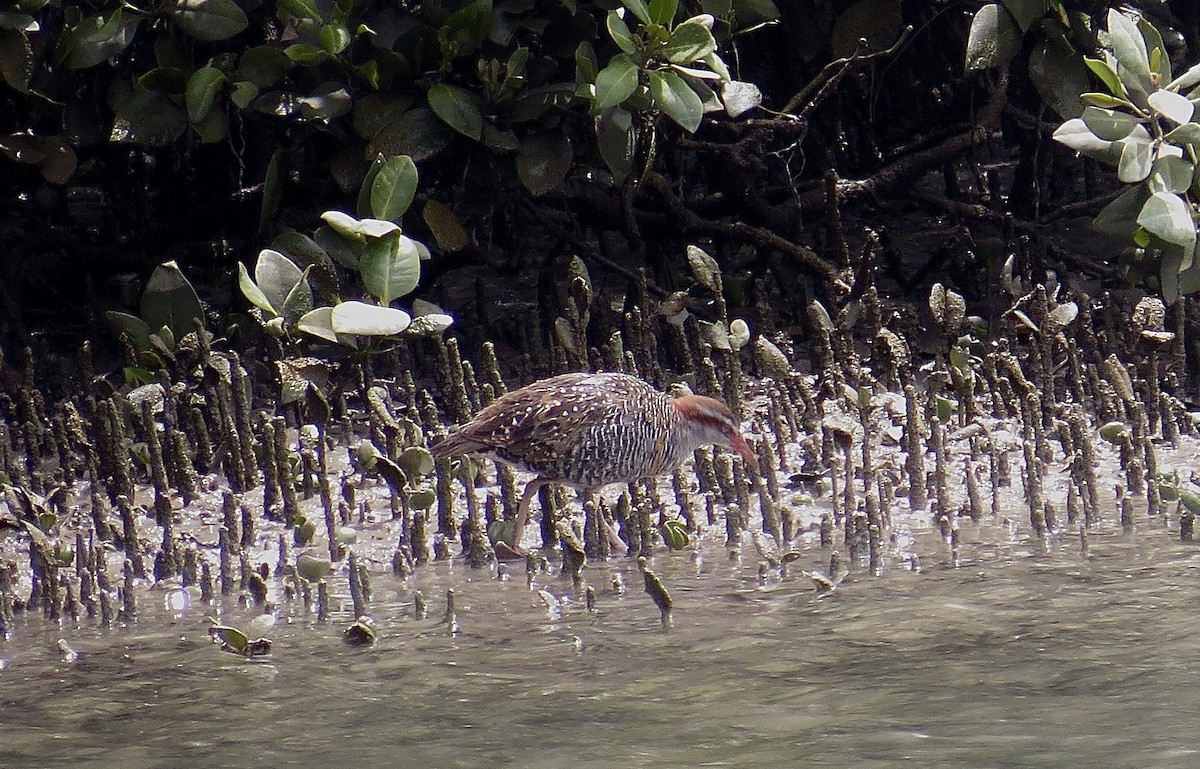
[640,172,848,293]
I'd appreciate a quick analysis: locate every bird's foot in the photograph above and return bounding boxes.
[604,519,628,556]
[493,541,528,561]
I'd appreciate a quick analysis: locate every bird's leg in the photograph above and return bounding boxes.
[581,487,627,555]
[499,478,546,560]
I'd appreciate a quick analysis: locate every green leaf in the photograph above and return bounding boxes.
[280,266,314,325]
[354,60,379,89]
[1116,132,1153,182]
[108,80,187,146]
[319,23,351,54]
[230,80,258,109]
[238,261,276,315]
[0,132,77,184]
[154,328,177,359]
[1166,122,1200,151]
[593,57,639,111]
[516,132,572,196]
[1148,89,1194,124]
[259,147,283,235]
[965,4,1020,72]
[295,552,333,582]
[239,46,288,88]
[399,487,431,510]
[1026,40,1090,120]
[297,83,351,122]
[1084,57,1126,98]
[357,153,385,218]
[139,67,187,93]
[1137,191,1196,250]
[687,245,720,289]
[664,17,718,64]
[506,46,529,81]
[597,108,635,184]
[398,446,435,478]
[731,0,779,26]
[358,218,401,238]
[606,11,637,54]
[1180,255,1200,295]
[1182,487,1200,515]
[310,226,357,270]
[1098,421,1129,443]
[575,41,599,82]
[1080,92,1129,109]
[185,66,225,124]
[1000,0,1046,32]
[255,249,305,313]
[831,0,903,59]
[370,155,419,221]
[1052,118,1110,155]
[673,64,722,81]
[142,261,204,339]
[1161,245,1183,302]
[1104,9,1150,94]
[322,210,366,241]
[422,200,469,251]
[106,311,152,352]
[360,232,421,304]
[649,70,703,132]
[367,107,453,163]
[1149,155,1194,195]
[284,43,327,64]
[1091,184,1147,238]
[1139,17,1170,84]
[620,0,653,25]
[702,52,732,82]
[648,0,678,25]
[1081,106,1138,141]
[279,0,322,20]
[661,519,689,550]
[427,83,483,140]
[210,624,249,653]
[65,10,139,70]
[297,307,339,344]
[1,30,34,92]
[0,12,38,33]
[353,95,415,141]
[272,229,339,298]
[480,124,519,151]
[1168,63,1200,92]
[331,301,411,336]
[172,0,248,42]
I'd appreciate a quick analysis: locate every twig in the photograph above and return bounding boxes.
[795,126,995,210]
[515,196,667,298]
[1038,188,1123,224]
[782,26,915,116]
[641,172,847,293]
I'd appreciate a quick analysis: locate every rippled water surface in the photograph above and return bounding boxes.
[3,516,1200,768]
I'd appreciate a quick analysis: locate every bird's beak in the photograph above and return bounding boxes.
[730,435,759,475]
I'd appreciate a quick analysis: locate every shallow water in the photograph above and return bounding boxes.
[3,512,1199,769]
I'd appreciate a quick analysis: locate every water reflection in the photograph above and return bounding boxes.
[3,520,1200,769]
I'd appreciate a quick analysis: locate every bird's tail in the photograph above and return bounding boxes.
[429,432,482,459]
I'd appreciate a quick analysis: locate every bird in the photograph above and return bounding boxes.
[431,371,758,558]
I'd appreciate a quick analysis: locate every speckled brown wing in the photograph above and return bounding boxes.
[430,372,599,462]
[431,372,666,483]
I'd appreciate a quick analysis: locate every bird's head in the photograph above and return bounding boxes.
[671,394,759,474]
